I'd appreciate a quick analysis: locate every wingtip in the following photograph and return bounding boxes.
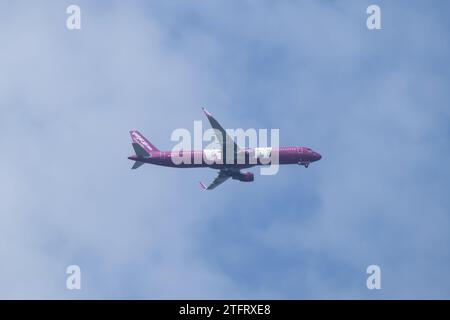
[199,181,207,190]
[202,107,212,117]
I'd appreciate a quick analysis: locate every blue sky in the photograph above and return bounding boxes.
[0,0,449,299]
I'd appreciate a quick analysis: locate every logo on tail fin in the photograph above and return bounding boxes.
[131,131,152,151]
[129,130,159,156]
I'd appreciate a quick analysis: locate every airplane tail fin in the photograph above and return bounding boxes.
[129,130,159,157]
[129,130,159,170]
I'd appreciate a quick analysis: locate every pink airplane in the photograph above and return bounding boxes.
[128,108,321,190]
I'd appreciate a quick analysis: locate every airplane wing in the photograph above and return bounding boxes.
[202,108,240,162]
[199,170,231,190]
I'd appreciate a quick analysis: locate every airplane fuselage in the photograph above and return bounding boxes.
[128,146,321,169]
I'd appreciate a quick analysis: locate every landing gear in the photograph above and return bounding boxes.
[298,162,310,168]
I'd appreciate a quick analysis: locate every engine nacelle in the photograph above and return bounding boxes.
[233,171,254,182]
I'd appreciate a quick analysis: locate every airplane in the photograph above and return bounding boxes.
[128,108,321,190]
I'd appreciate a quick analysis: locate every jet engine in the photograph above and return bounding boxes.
[233,171,254,182]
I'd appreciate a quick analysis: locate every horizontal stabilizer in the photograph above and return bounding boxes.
[131,161,145,170]
[132,143,150,157]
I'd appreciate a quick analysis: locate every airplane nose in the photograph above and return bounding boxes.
[315,152,322,161]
